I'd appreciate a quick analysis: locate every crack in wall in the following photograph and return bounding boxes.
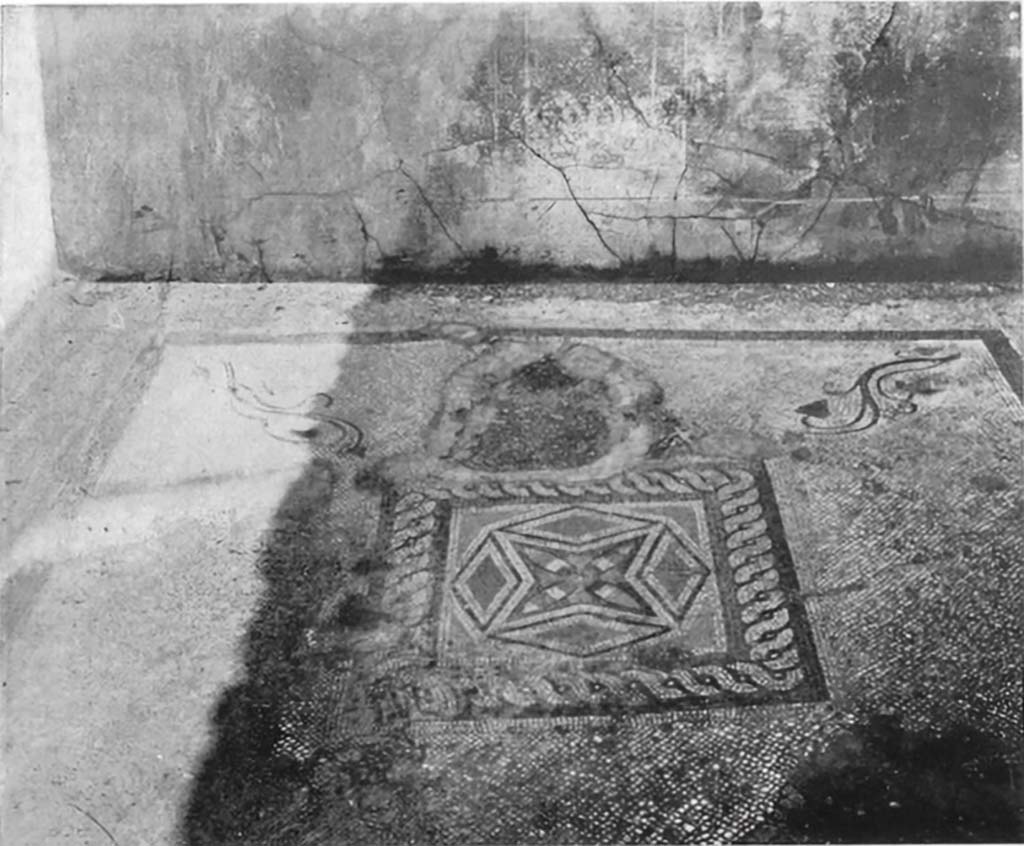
[397,161,466,256]
[352,204,389,278]
[581,10,653,132]
[515,135,624,264]
[283,12,391,88]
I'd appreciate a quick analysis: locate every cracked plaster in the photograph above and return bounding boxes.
[34,3,1022,281]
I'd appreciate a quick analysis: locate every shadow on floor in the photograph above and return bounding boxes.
[747,714,1024,844]
[180,321,444,844]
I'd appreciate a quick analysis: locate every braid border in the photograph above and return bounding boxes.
[372,462,822,720]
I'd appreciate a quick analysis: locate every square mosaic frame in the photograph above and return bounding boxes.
[378,462,828,721]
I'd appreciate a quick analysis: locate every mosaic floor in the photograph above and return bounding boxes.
[171,329,1022,844]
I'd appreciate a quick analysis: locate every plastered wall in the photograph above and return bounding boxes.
[34,3,1022,282]
[2,6,58,322]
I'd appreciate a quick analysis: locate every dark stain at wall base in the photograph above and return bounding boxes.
[368,241,1022,289]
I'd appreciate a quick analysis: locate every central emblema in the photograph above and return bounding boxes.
[448,501,715,658]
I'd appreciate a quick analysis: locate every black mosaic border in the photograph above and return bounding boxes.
[753,462,830,703]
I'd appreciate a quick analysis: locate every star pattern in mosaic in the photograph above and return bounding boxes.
[451,505,711,657]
